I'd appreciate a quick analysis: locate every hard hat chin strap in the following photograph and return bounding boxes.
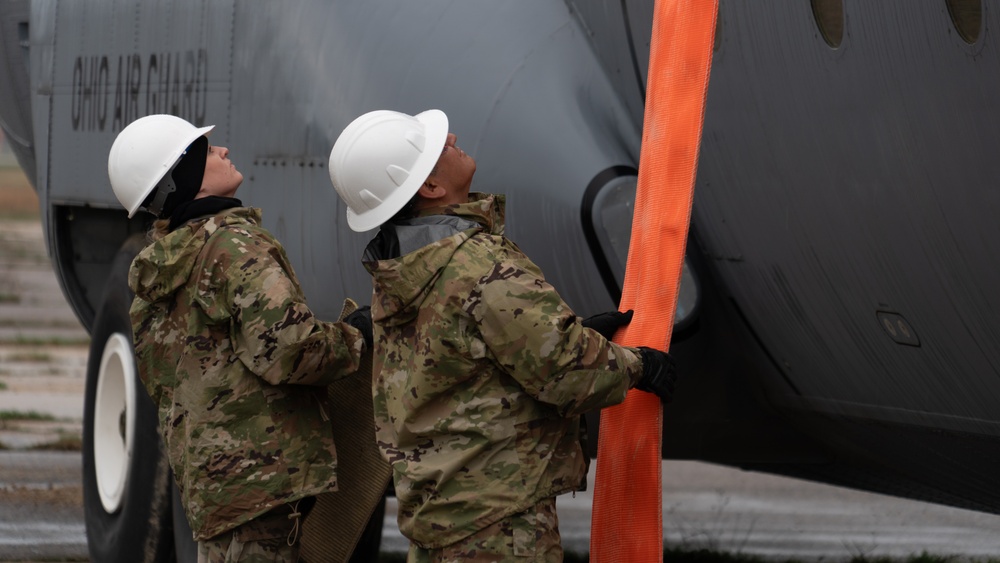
[143,173,178,218]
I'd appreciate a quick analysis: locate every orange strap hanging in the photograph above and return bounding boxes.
[590,1,717,561]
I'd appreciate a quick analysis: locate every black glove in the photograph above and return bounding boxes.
[581,309,634,340]
[635,347,677,403]
[344,306,373,350]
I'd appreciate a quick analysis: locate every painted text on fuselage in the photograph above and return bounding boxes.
[70,49,209,133]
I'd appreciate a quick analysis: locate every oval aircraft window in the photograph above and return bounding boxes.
[582,168,701,332]
[946,0,982,44]
[810,0,844,48]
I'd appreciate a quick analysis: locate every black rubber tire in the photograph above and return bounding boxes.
[82,235,175,563]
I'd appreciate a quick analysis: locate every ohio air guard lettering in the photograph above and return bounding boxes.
[71,49,208,133]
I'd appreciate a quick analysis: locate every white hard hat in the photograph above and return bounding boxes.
[328,109,448,232]
[108,114,214,218]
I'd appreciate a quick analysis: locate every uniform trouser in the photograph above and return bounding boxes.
[197,498,312,563]
[407,497,563,563]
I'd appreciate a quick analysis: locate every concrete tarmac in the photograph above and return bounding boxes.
[3,451,1000,561]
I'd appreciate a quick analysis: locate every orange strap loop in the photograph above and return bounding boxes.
[590,1,717,561]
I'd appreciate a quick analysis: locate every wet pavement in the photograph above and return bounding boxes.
[0,216,90,561]
[5,450,1000,562]
[0,451,85,561]
[0,219,88,451]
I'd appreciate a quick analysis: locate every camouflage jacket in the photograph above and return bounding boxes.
[129,206,365,540]
[363,193,643,548]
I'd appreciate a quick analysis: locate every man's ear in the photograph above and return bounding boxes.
[417,180,446,201]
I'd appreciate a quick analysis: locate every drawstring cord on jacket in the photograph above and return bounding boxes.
[287,499,303,547]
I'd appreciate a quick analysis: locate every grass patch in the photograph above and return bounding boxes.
[6,351,52,362]
[3,335,90,347]
[0,292,19,303]
[0,380,6,390]
[0,409,55,422]
[34,431,82,452]
[0,317,84,328]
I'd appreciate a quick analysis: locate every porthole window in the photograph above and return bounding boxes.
[946,0,982,44]
[811,0,844,48]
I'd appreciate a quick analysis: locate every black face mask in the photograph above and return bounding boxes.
[163,136,209,217]
[142,136,209,218]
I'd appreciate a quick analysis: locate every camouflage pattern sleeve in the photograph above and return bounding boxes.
[471,257,643,417]
[198,225,364,386]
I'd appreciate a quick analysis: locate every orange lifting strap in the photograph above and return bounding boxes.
[591,1,717,561]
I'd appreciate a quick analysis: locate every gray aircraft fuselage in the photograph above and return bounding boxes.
[0,0,997,556]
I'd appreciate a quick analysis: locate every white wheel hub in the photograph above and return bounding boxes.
[94,332,137,514]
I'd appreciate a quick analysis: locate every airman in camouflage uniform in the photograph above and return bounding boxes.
[112,115,369,562]
[363,192,659,561]
[331,111,675,561]
[131,206,365,542]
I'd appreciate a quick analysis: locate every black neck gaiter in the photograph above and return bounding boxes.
[168,196,243,231]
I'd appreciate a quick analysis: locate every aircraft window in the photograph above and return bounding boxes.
[581,167,700,332]
[946,0,981,44]
[810,0,844,48]
[582,169,635,300]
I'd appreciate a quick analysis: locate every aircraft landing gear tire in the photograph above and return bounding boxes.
[82,236,175,563]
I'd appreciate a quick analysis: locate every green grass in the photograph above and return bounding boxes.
[0,409,55,421]
[33,431,82,452]
[0,317,85,328]
[0,433,82,452]
[6,351,53,362]
[3,335,90,347]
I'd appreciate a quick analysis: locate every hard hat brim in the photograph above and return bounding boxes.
[344,109,449,232]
